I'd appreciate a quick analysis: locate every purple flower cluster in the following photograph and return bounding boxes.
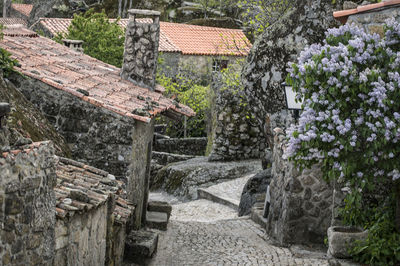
[285,19,400,182]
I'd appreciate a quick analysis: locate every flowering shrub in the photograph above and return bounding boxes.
[285,19,400,263]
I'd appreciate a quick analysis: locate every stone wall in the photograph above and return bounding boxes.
[208,74,266,161]
[266,128,333,245]
[347,5,400,36]
[0,141,56,265]
[241,0,340,150]
[9,73,135,179]
[54,204,108,266]
[129,120,154,229]
[153,137,207,156]
[121,9,161,90]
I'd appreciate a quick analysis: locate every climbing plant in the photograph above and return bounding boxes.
[285,19,400,264]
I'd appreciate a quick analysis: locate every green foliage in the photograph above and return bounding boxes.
[156,66,211,138]
[0,25,18,77]
[237,0,291,38]
[350,201,400,265]
[64,9,125,67]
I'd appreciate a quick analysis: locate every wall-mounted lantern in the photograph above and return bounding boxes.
[0,103,11,129]
[282,82,303,120]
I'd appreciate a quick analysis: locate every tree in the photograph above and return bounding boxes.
[237,0,291,37]
[64,9,125,67]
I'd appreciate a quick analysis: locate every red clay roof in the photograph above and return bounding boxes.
[0,17,27,27]
[1,26,194,123]
[37,18,250,56]
[11,3,33,17]
[334,0,400,24]
[160,22,251,56]
[55,157,134,224]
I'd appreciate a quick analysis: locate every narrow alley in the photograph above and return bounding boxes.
[148,176,331,266]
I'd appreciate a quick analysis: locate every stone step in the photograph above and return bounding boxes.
[197,188,239,211]
[124,229,159,265]
[146,211,168,231]
[148,201,172,220]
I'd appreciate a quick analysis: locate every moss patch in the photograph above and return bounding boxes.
[0,75,71,157]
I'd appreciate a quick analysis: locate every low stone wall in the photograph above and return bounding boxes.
[153,137,207,156]
[347,5,400,36]
[266,128,333,245]
[152,151,195,165]
[9,73,135,179]
[54,204,108,266]
[0,141,56,265]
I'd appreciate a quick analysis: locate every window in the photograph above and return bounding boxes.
[212,59,229,72]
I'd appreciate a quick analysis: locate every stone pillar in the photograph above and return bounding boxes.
[121,9,161,91]
[128,119,154,229]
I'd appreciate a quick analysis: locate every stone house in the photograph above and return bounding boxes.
[55,156,134,266]
[33,16,251,81]
[1,9,194,265]
[0,9,194,233]
[0,140,135,265]
[9,3,33,20]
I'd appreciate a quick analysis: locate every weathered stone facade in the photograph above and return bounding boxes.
[0,141,56,265]
[347,5,400,36]
[266,128,333,245]
[54,204,108,266]
[121,9,161,90]
[241,0,340,150]
[9,73,135,179]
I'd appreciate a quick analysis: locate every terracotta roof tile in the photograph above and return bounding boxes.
[55,157,134,224]
[1,26,195,123]
[11,3,33,17]
[0,18,27,27]
[333,0,400,24]
[37,18,251,56]
[160,22,251,56]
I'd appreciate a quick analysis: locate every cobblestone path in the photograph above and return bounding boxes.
[149,191,330,266]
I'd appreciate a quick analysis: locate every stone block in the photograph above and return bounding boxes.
[147,201,172,219]
[124,230,158,263]
[146,211,168,231]
[5,194,23,215]
[327,226,368,259]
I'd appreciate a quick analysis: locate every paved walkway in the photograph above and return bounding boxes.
[149,177,331,266]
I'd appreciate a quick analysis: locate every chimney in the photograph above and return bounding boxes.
[121,9,161,91]
[62,39,84,53]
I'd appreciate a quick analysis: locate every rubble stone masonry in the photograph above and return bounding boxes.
[347,4,400,36]
[0,141,56,265]
[121,9,161,90]
[266,129,333,245]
